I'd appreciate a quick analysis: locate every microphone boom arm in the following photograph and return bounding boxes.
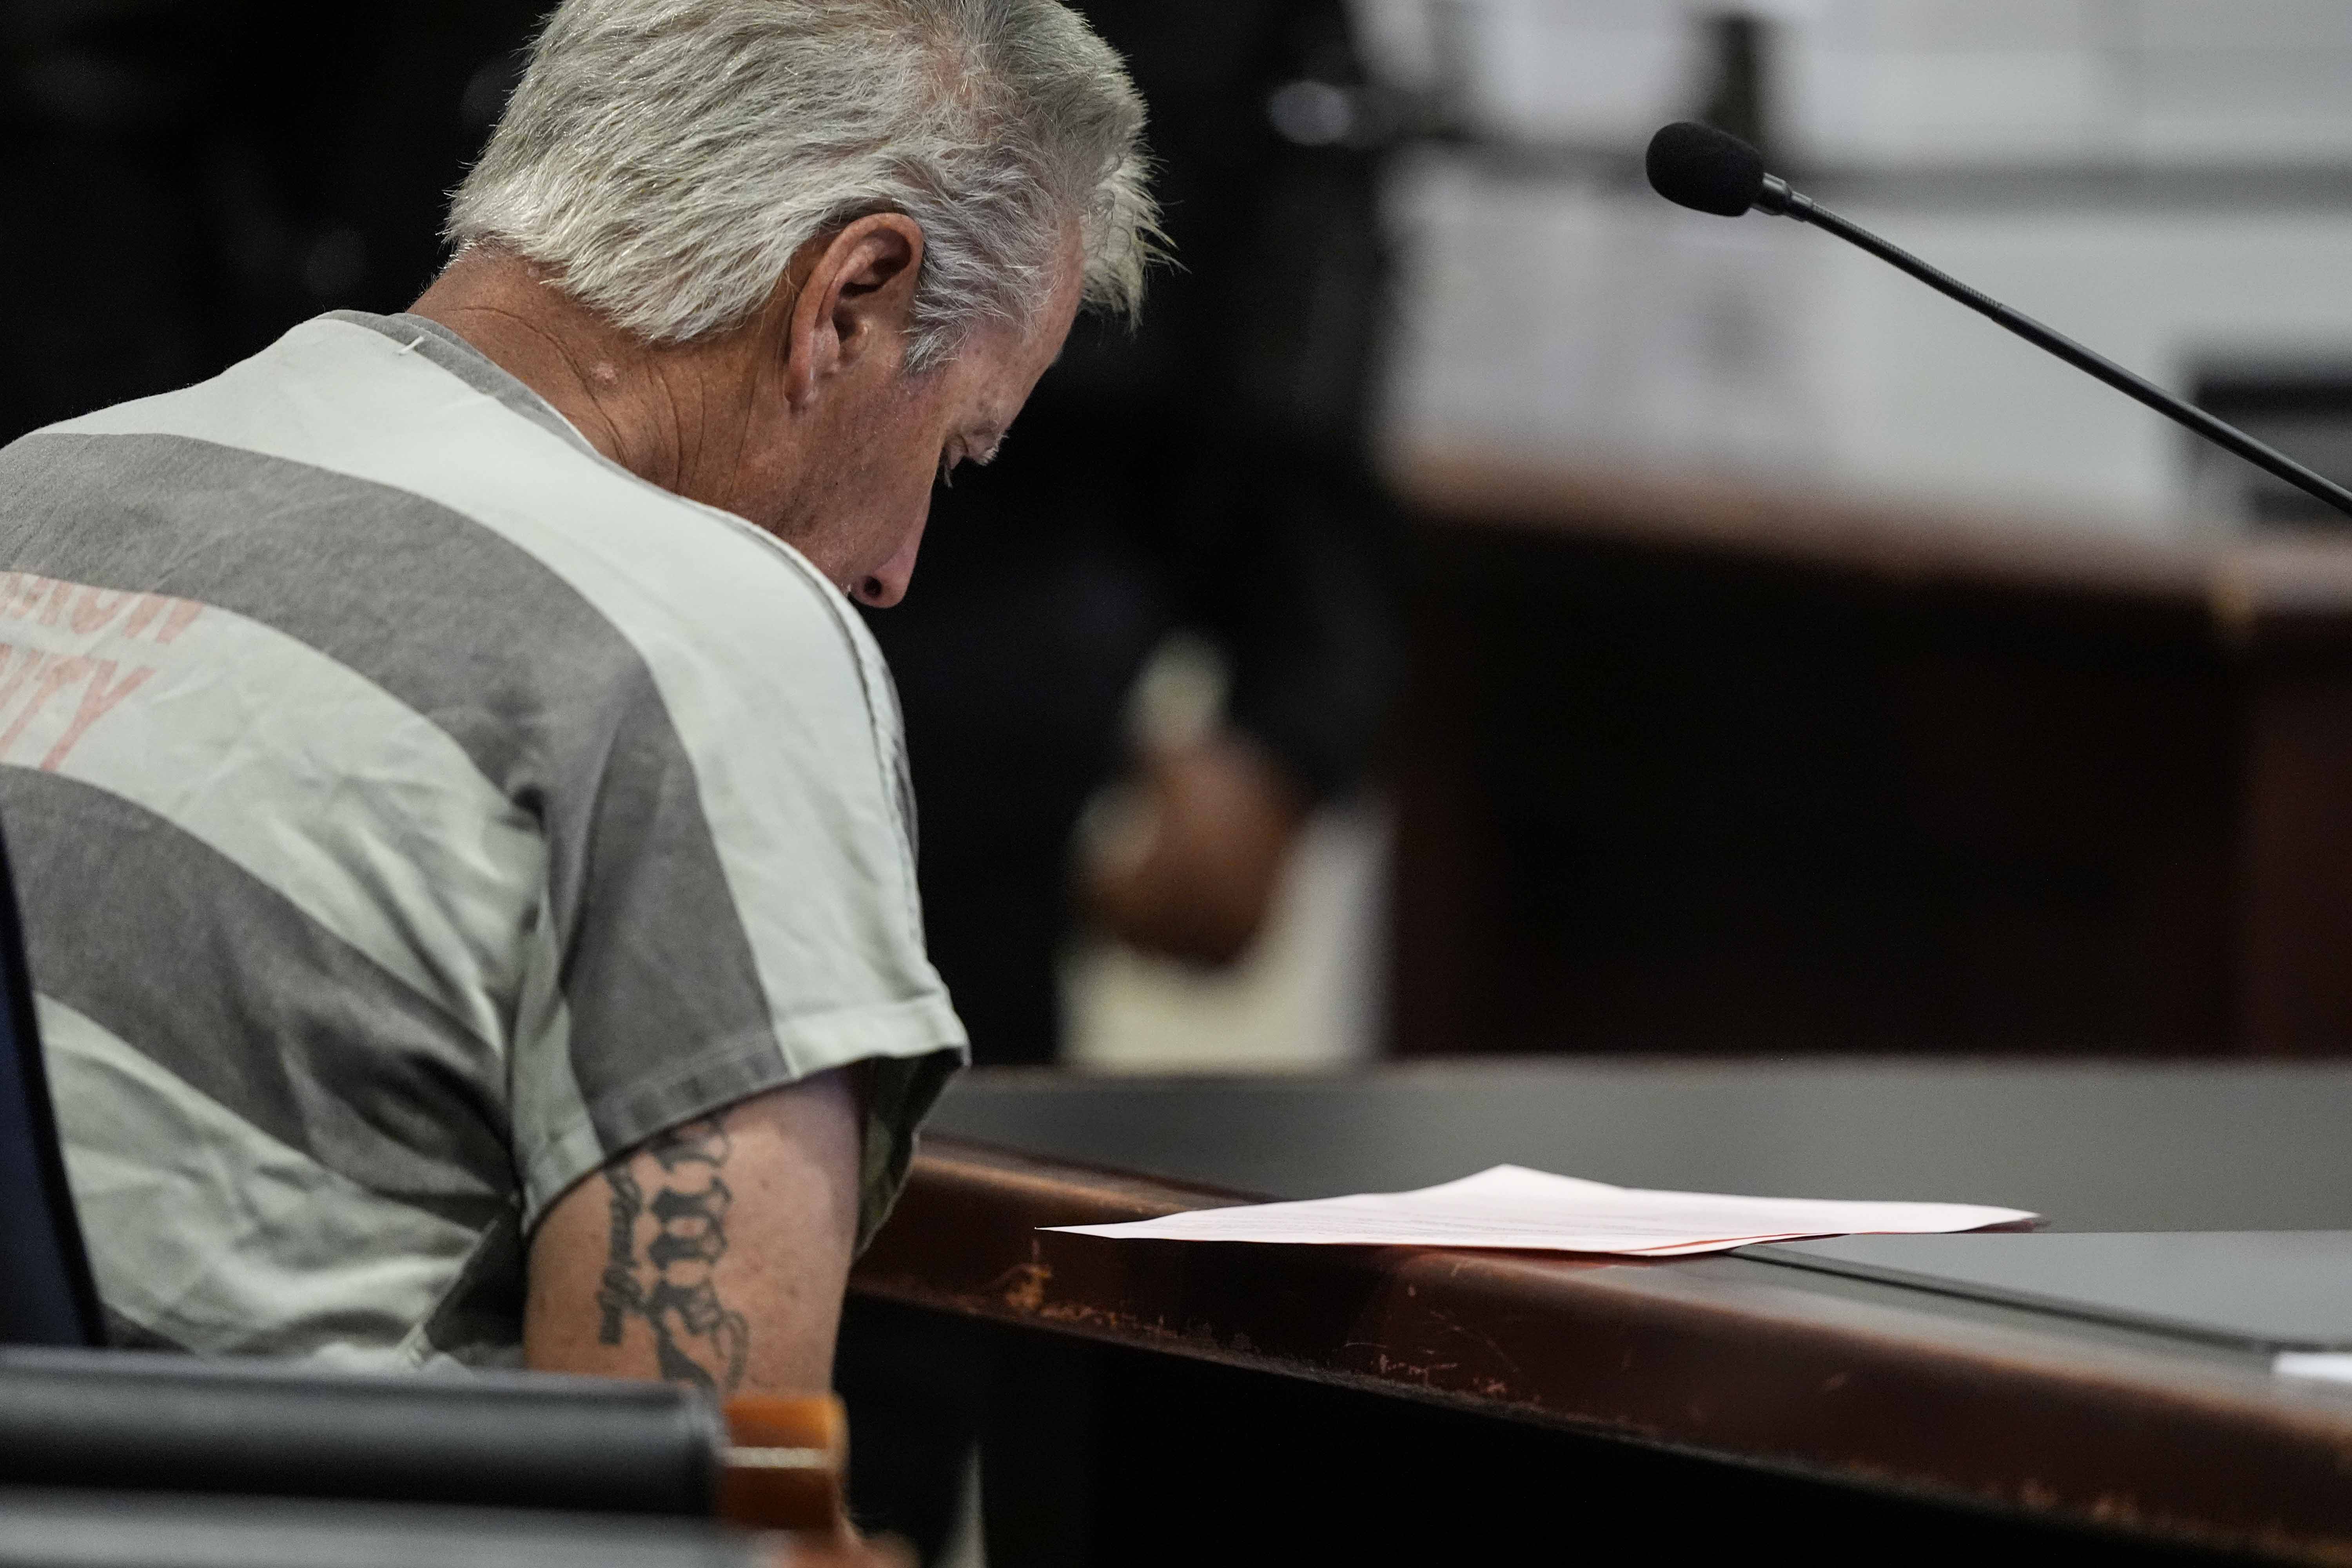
[1757,175,2352,526]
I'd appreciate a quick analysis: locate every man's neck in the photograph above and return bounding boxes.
[409,249,697,490]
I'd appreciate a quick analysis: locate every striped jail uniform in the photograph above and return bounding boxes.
[0,312,965,1365]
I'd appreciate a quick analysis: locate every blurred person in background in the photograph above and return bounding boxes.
[869,0,1398,1068]
[836,2,1399,1561]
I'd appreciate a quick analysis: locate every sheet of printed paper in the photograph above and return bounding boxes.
[1045,1165,2038,1256]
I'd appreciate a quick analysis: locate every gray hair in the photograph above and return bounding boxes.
[448,0,1155,371]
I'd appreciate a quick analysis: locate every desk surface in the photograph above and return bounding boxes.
[926,1059,2352,1231]
[855,1062,2352,1564]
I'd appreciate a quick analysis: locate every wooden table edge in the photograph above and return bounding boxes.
[855,1136,2352,1564]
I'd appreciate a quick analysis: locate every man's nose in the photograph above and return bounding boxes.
[853,513,929,609]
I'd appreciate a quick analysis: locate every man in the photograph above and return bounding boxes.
[0,0,1152,1398]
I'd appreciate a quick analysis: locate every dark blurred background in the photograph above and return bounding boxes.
[1,1,537,439]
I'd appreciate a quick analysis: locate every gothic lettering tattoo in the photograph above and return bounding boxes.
[595,1117,751,1393]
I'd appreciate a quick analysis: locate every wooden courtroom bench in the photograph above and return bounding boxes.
[855,1062,2352,1564]
[1389,449,2352,1056]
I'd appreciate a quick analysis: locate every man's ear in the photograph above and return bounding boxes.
[780,213,926,408]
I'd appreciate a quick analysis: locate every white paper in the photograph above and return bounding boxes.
[1045,1165,2038,1257]
[2274,1353,2352,1385]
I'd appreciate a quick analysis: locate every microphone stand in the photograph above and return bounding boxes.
[1753,174,2352,525]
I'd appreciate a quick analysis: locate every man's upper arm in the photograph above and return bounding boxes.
[523,1067,864,1395]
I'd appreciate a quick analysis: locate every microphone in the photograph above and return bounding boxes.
[1643,120,2352,524]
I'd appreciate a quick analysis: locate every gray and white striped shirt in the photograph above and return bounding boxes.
[0,311,965,1367]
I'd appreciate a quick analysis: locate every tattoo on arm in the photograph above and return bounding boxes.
[595,1116,751,1394]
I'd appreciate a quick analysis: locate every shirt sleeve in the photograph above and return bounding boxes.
[507,526,966,1246]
